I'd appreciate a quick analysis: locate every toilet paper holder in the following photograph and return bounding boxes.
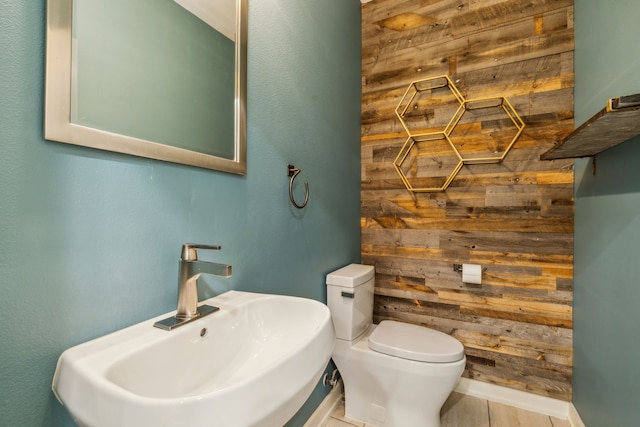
[453,263,485,284]
[453,263,487,273]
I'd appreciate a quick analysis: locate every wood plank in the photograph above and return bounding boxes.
[550,416,572,427]
[467,362,571,400]
[371,305,572,351]
[362,216,573,233]
[439,230,573,255]
[450,0,573,34]
[455,330,573,365]
[441,392,490,427]
[363,245,573,270]
[541,100,640,159]
[325,399,365,427]
[488,401,553,427]
[469,345,573,374]
[363,29,574,93]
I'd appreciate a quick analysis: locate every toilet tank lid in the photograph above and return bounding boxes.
[369,320,465,363]
[326,264,374,287]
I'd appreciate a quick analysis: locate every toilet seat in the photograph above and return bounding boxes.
[368,320,464,363]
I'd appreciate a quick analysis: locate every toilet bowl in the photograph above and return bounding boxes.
[326,264,465,427]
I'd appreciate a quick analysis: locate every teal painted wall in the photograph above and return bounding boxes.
[0,1,361,426]
[573,1,640,425]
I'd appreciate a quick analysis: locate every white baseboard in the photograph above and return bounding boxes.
[303,381,343,427]
[304,377,586,427]
[455,378,585,427]
[568,402,586,427]
[454,377,568,418]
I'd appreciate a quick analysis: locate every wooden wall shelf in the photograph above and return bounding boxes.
[540,94,640,160]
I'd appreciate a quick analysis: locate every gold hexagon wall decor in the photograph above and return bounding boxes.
[395,75,465,137]
[393,133,464,192]
[393,74,526,192]
[447,97,525,164]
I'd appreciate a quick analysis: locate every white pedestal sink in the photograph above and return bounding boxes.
[52,291,335,427]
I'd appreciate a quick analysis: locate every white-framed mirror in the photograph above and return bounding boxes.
[45,0,247,174]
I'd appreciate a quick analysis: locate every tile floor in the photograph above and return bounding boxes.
[322,392,571,427]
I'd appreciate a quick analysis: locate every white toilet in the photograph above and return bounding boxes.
[326,264,466,427]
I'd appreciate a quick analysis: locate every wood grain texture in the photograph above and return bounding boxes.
[324,392,572,427]
[488,401,554,427]
[541,103,640,159]
[361,0,574,401]
[441,393,491,427]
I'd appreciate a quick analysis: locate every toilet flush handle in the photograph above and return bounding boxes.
[341,291,354,298]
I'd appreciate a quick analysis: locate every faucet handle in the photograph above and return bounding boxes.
[181,243,222,261]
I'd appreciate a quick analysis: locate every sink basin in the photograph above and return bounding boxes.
[52,291,335,427]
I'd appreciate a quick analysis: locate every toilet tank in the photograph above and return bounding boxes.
[326,264,375,341]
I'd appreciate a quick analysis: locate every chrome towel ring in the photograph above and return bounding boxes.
[288,164,309,209]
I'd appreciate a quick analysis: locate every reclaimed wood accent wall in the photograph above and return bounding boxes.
[361,0,575,400]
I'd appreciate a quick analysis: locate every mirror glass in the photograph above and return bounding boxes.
[45,0,247,174]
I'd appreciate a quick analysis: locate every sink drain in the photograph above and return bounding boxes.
[200,328,208,337]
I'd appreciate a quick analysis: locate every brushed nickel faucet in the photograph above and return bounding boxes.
[154,244,232,331]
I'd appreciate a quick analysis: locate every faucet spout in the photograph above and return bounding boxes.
[175,244,232,320]
[153,244,231,331]
[176,259,231,320]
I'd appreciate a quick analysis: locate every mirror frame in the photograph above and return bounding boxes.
[44,0,247,174]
